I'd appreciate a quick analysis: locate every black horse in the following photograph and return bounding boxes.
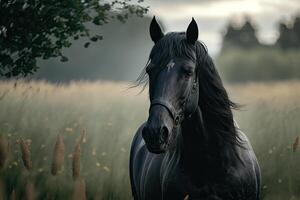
[130,17,261,200]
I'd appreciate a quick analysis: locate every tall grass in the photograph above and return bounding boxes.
[0,80,147,199]
[0,80,299,199]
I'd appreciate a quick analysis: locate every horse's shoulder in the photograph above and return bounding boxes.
[130,122,147,199]
[130,122,147,158]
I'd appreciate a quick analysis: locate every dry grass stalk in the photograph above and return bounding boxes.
[25,181,35,200]
[72,142,81,179]
[72,178,86,200]
[0,135,9,169]
[0,179,5,200]
[10,189,16,200]
[79,129,87,144]
[93,192,102,200]
[293,136,299,152]
[51,134,65,175]
[20,139,32,170]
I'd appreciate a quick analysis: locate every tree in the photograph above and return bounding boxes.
[0,0,148,77]
[222,17,260,50]
[276,16,300,49]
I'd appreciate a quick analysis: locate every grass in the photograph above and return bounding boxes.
[0,80,300,199]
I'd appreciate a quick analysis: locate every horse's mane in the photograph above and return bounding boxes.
[136,32,242,166]
[195,41,243,167]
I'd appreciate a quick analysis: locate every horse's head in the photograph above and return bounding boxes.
[142,17,200,154]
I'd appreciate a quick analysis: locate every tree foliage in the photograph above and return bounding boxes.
[222,17,260,50]
[0,0,148,77]
[276,16,300,49]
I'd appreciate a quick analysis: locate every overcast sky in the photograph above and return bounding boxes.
[142,0,300,55]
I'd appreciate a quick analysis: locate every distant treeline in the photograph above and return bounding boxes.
[218,15,300,83]
[222,15,300,50]
[217,48,300,83]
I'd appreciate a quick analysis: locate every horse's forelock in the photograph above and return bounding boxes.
[135,32,202,88]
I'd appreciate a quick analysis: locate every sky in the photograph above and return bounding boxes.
[142,0,300,55]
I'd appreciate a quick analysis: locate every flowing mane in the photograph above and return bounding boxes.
[195,41,243,167]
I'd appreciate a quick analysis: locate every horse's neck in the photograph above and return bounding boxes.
[179,107,228,184]
[181,107,212,160]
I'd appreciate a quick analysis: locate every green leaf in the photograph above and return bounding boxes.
[90,36,98,42]
[84,42,90,48]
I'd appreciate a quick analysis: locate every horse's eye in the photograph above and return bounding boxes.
[186,71,193,77]
[183,68,193,78]
[182,65,194,77]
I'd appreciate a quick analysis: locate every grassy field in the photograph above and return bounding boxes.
[0,80,300,199]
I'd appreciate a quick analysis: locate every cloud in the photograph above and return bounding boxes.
[144,0,300,54]
[149,0,300,20]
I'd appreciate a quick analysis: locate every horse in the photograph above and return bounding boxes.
[129,17,261,200]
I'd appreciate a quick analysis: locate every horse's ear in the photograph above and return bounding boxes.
[186,18,198,44]
[150,16,164,43]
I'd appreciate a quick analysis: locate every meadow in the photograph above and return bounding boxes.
[0,80,300,200]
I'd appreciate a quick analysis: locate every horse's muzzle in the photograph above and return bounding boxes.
[142,106,173,154]
[142,124,169,153]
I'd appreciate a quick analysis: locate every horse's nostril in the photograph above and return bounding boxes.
[174,116,180,125]
[160,126,169,142]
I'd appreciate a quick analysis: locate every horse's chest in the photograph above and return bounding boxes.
[161,167,188,199]
[140,158,187,200]
[158,162,189,199]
